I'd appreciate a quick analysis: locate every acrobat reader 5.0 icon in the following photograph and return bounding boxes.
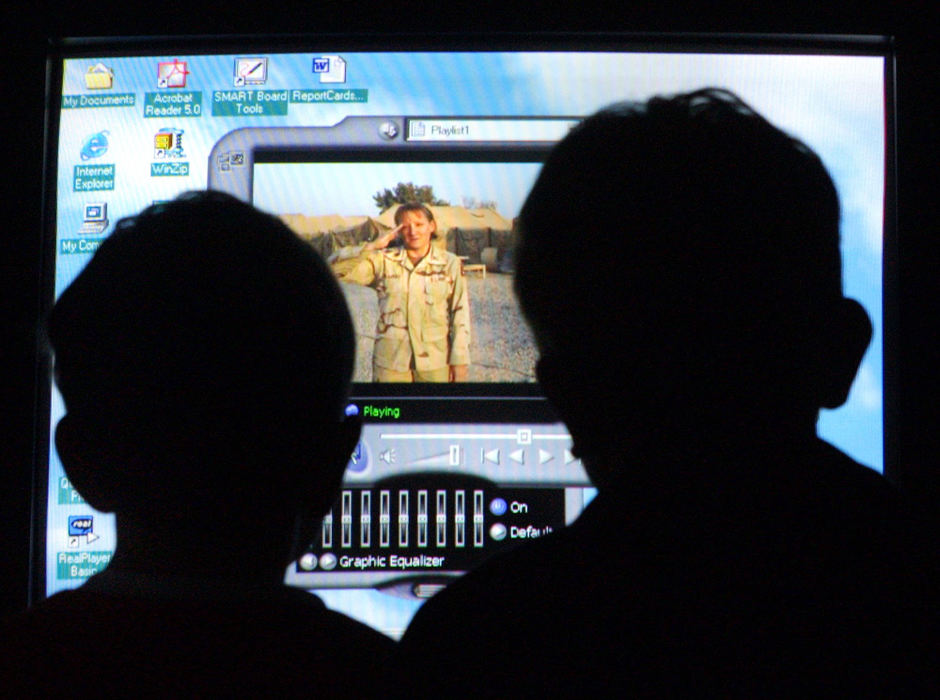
[157,59,190,88]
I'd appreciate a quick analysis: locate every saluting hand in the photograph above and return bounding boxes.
[365,225,404,251]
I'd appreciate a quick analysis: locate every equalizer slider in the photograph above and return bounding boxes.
[318,488,486,550]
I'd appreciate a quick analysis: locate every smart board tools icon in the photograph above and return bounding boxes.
[234,57,267,86]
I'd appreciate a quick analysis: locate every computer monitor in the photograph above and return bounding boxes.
[36,35,894,638]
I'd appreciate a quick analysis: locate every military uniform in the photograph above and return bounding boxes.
[337,244,470,381]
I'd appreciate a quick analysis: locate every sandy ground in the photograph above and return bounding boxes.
[340,272,537,383]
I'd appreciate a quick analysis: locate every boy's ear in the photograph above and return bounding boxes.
[55,413,122,512]
[816,298,873,409]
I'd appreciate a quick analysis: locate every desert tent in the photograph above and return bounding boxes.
[279,213,388,259]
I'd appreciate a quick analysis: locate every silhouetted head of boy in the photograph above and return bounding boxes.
[48,192,359,575]
[515,89,871,489]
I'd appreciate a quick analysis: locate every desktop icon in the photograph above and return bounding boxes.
[312,55,346,83]
[67,515,101,547]
[234,57,267,86]
[157,59,190,88]
[85,63,114,89]
[153,128,185,159]
[78,202,109,234]
[80,130,109,160]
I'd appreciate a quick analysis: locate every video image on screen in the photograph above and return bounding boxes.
[254,160,543,384]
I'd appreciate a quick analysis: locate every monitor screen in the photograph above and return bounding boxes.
[39,37,892,638]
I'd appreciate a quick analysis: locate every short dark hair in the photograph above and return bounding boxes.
[516,88,842,368]
[393,202,435,224]
[48,191,355,505]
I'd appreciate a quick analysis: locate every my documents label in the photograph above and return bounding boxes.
[62,94,136,109]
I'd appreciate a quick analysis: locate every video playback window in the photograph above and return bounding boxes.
[253,148,548,387]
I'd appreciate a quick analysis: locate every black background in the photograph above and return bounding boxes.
[2,1,936,618]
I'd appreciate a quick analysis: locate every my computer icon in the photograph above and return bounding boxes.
[79,203,109,234]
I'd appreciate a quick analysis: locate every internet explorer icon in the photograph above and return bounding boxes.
[80,131,109,160]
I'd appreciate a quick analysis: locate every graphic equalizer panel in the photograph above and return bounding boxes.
[293,479,575,595]
[286,422,591,595]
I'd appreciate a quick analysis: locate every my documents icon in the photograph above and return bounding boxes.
[85,63,114,90]
[313,55,346,83]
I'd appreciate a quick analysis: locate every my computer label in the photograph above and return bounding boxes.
[60,238,103,254]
